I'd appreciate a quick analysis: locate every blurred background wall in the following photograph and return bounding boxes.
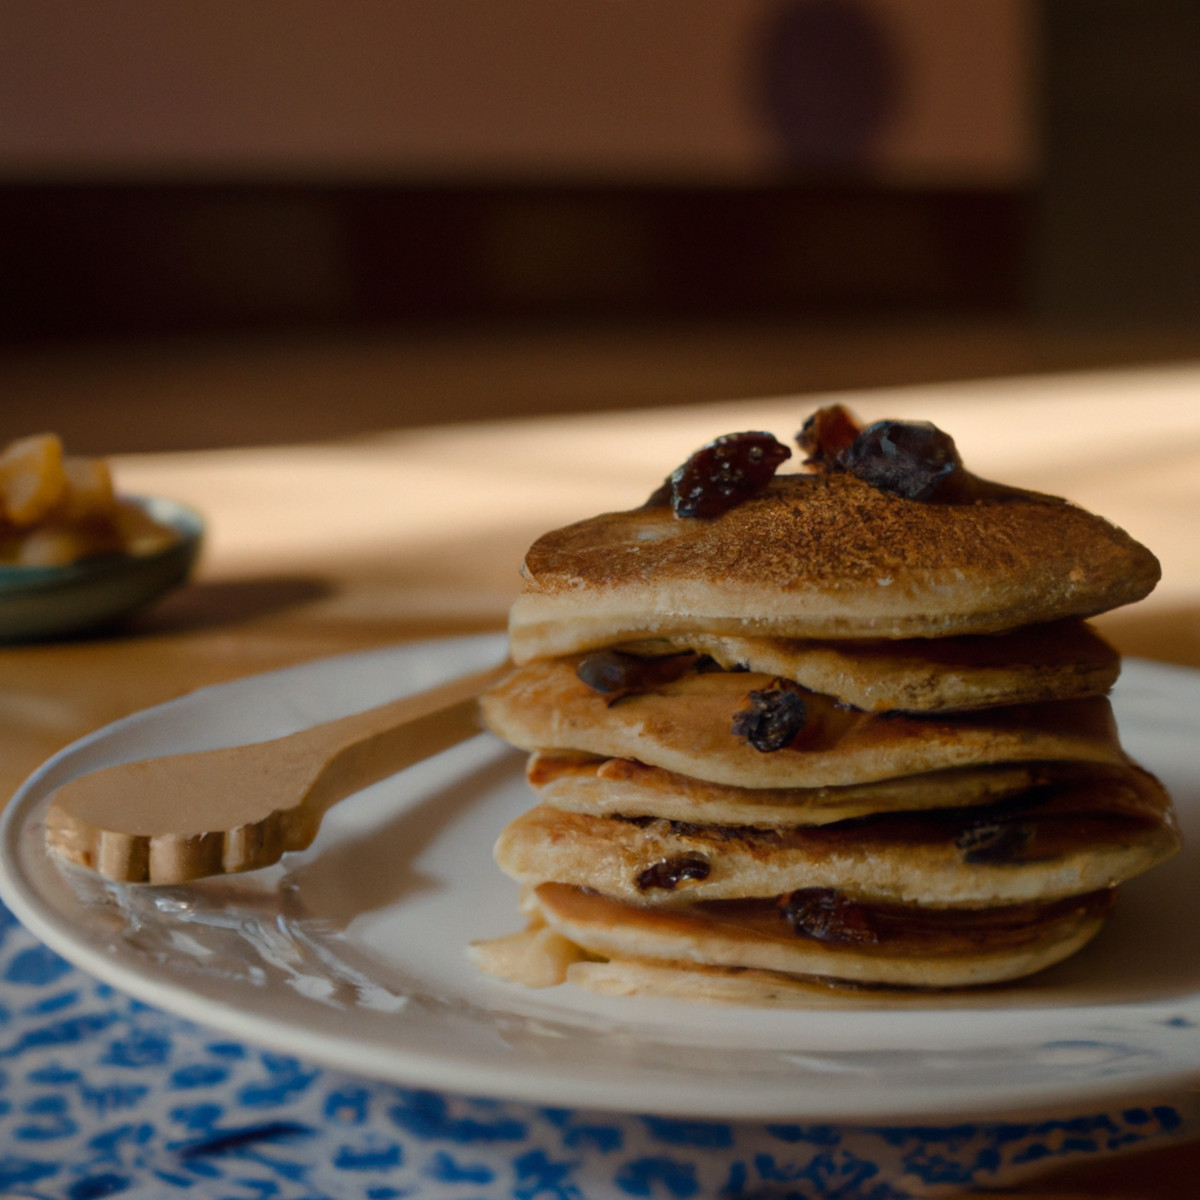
[0,0,1197,445]
[1,0,1037,337]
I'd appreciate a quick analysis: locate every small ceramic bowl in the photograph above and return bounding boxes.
[0,496,203,642]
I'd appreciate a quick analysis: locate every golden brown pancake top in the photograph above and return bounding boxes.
[510,473,1160,656]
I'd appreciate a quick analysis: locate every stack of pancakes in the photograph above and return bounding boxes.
[473,409,1179,1000]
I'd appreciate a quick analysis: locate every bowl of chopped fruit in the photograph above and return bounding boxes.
[0,433,203,642]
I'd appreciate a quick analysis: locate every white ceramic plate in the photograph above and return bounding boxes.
[2,634,1199,1122]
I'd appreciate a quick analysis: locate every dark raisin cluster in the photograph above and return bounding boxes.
[648,431,792,519]
[796,406,969,503]
[731,682,809,752]
[644,412,972,516]
[839,420,965,502]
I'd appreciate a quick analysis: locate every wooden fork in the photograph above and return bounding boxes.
[45,661,510,885]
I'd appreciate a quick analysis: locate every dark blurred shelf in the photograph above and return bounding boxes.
[0,180,1027,344]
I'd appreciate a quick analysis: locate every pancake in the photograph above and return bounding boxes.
[528,755,1125,825]
[532,882,1115,989]
[480,658,1125,789]
[637,619,1119,712]
[509,471,1161,662]
[495,765,1177,908]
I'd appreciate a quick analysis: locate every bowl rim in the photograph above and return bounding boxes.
[0,495,204,593]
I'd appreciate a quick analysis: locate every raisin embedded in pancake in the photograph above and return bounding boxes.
[473,409,1178,999]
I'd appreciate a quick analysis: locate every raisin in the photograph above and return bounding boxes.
[839,419,965,502]
[576,649,700,702]
[637,855,711,891]
[576,650,643,695]
[956,820,1034,864]
[781,888,880,945]
[796,404,863,470]
[667,431,792,518]
[731,681,808,752]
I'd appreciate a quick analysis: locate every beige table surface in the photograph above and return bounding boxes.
[3,361,1200,1195]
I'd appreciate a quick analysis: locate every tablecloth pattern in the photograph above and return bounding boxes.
[0,896,1189,1200]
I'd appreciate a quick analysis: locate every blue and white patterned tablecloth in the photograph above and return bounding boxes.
[0,898,1192,1200]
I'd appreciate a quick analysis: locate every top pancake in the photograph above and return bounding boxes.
[509,472,1160,661]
